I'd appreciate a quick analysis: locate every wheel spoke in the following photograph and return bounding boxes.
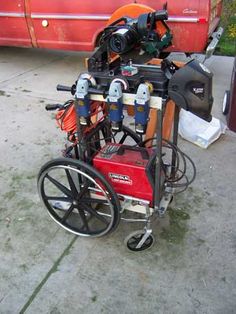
[77,181,90,200]
[119,133,127,144]
[80,197,108,205]
[46,174,73,198]
[46,196,72,202]
[39,158,120,237]
[113,131,117,143]
[82,203,108,225]
[78,208,90,232]
[128,236,142,246]
[61,204,75,223]
[65,169,79,197]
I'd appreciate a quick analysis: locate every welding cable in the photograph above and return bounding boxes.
[163,138,196,186]
[164,143,187,183]
[145,138,188,183]
[162,143,182,181]
[167,169,190,194]
[134,138,181,177]
[139,137,185,182]
[139,137,196,188]
[178,150,196,186]
[164,153,196,188]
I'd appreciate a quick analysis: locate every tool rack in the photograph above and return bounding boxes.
[38,61,198,251]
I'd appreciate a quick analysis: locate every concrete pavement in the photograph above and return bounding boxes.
[0,47,235,313]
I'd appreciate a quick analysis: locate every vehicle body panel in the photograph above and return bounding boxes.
[0,1,31,47]
[0,0,223,53]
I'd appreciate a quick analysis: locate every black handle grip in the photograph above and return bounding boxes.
[117,145,149,160]
[56,84,72,92]
[45,104,62,111]
[154,10,168,21]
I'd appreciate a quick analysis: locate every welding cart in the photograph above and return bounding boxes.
[37,6,213,251]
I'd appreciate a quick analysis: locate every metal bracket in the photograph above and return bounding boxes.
[205,26,224,60]
[157,192,173,217]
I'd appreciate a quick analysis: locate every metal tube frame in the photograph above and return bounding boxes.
[74,99,85,161]
[171,105,180,177]
[153,108,163,212]
[74,92,178,216]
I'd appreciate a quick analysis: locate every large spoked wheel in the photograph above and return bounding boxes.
[113,125,141,145]
[38,158,121,237]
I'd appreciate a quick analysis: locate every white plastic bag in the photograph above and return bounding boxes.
[178,109,227,149]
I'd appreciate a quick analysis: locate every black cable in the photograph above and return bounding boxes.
[138,137,196,192]
[139,137,186,182]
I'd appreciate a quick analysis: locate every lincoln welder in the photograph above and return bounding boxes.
[38,4,213,251]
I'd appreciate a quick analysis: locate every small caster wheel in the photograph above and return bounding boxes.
[222,90,230,115]
[124,230,154,252]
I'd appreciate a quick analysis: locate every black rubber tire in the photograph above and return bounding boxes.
[222,90,230,115]
[38,158,121,237]
[124,230,154,252]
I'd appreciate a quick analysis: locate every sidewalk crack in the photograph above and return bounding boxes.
[19,235,77,314]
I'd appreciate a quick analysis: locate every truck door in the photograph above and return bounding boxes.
[138,0,203,52]
[0,1,32,47]
[28,0,132,51]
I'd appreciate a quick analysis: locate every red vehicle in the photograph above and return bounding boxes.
[0,0,223,56]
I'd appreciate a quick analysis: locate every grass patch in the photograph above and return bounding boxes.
[216,16,236,56]
[160,208,190,244]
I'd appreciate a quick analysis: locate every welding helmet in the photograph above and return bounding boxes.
[168,60,213,121]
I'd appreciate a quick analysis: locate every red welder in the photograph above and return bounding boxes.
[93,143,165,203]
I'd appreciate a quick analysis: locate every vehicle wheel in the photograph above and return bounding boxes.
[113,125,141,145]
[222,90,230,115]
[124,230,154,252]
[38,158,121,237]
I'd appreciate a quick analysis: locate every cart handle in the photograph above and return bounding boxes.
[117,145,149,160]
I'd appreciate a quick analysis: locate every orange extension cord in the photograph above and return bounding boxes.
[56,101,107,140]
